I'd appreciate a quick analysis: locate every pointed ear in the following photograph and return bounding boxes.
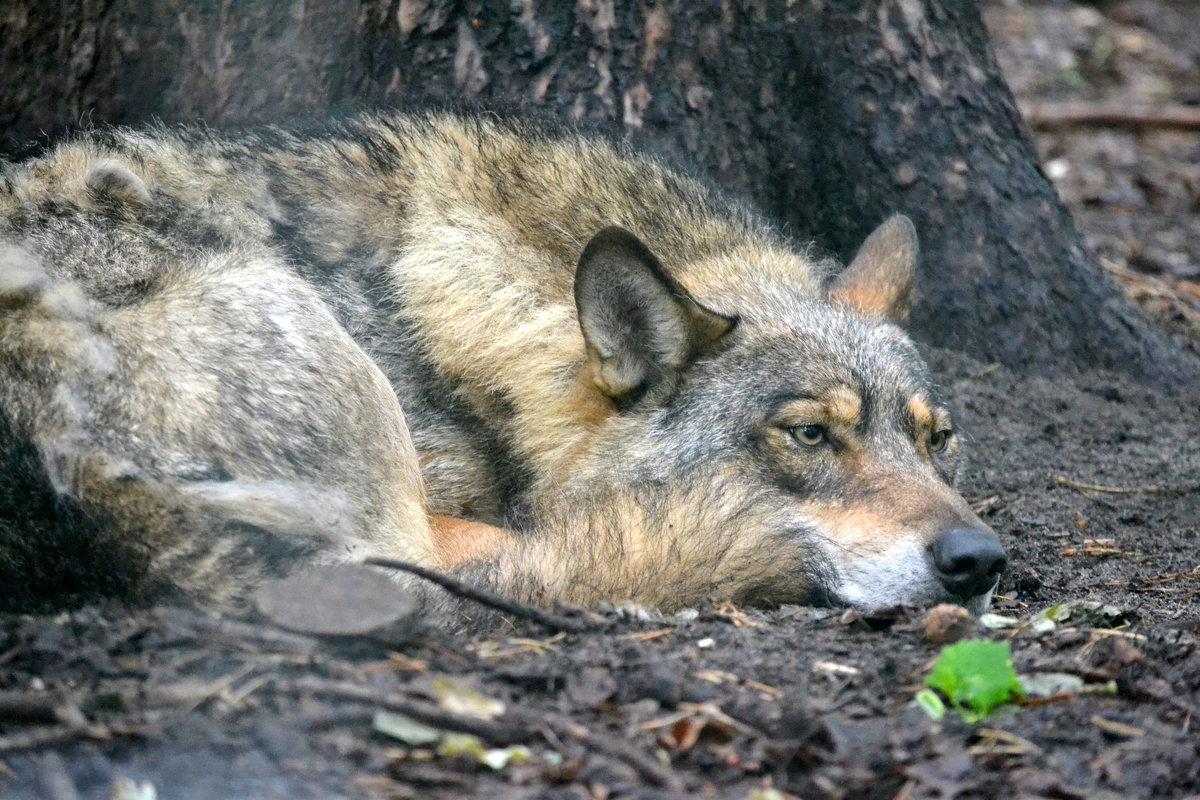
[827,214,917,324]
[86,160,152,206]
[575,227,736,408]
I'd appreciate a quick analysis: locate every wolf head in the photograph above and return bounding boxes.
[571,215,1005,614]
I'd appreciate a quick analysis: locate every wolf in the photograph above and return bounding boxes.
[0,112,1005,618]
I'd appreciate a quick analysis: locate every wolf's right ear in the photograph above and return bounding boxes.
[575,227,735,409]
[828,214,917,324]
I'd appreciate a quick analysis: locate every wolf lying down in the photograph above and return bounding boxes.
[0,112,1005,619]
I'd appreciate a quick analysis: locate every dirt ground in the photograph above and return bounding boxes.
[2,2,1199,798]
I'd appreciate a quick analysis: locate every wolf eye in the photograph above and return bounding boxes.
[790,424,825,447]
[929,429,952,453]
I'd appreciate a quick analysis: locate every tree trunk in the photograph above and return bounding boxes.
[2,0,1192,382]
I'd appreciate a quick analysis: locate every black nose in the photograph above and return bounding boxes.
[930,527,1007,598]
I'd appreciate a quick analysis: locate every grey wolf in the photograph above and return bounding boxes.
[0,112,1005,618]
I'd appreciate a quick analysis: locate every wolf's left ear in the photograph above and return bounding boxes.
[575,227,735,408]
[827,214,917,324]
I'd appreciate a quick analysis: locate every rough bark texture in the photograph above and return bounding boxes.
[1,0,1193,381]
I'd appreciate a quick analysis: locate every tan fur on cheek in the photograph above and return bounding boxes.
[803,505,907,554]
[799,469,947,553]
[801,462,980,560]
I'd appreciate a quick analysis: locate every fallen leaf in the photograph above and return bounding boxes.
[438,732,486,759]
[432,676,505,719]
[1048,600,1139,627]
[978,613,1020,630]
[926,640,1025,722]
[480,744,533,769]
[373,710,442,745]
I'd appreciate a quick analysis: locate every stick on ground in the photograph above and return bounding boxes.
[287,678,531,744]
[364,557,604,634]
[1024,103,1200,130]
[1052,474,1200,496]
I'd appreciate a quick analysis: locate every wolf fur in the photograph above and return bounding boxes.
[0,112,1004,618]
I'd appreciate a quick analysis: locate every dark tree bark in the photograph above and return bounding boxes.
[1,0,1193,382]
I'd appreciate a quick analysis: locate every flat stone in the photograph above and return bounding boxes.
[254,565,419,638]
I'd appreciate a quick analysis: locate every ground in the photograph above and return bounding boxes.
[2,2,1199,798]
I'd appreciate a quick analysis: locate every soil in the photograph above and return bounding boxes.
[2,2,1199,799]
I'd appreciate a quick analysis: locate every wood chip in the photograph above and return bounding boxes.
[1091,715,1144,739]
[813,661,860,676]
[620,628,673,641]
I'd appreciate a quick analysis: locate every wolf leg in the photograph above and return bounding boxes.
[428,515,518,568]
[0,243,434,608]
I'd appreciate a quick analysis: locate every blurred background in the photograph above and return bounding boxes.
[986,0,1200,357]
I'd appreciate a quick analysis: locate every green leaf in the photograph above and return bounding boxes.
[915,688,946,720]
[437,732,486,759]
[925,640,1025,722]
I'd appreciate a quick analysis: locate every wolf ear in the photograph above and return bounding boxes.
[575,227,735,408]
[827,214,917,324]
[86,160,152,207]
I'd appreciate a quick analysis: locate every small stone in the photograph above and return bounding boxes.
[1018,671,1084,698]
[254,564,418,639]
[923,603,976,645]
[565,667,617,710]
[895,163,917,186]
[670,608,699,625]
[1108,637,1144,665]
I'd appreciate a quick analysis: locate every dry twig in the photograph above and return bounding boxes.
[287,677,531,744]
[366,557,605,634]
[1060,539,1143,558]
[1091,715,1144,739]
[1024,102,1200,131]
[0,692,85,728]
[0,723,122,755]
[969,727,1043,757]
[1051,474,1200,497]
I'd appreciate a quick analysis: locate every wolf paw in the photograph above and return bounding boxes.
[0,243,52,304]
[0,242,97,322]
